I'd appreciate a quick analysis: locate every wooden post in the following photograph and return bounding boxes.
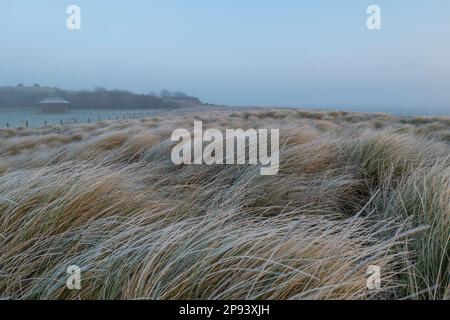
[44,120,47,127]
[25,120,28,128]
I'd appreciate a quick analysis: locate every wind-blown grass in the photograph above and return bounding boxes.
[0,108,448,300]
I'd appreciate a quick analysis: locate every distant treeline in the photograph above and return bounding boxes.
[0,85,203,109]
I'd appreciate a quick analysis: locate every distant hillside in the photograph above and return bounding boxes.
[0,86,203,110]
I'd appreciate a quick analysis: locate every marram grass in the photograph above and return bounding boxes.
[0,109,448,300]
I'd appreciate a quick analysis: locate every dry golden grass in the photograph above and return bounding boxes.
[0,108,448,300]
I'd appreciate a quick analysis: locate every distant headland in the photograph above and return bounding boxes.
[0,84,205,110]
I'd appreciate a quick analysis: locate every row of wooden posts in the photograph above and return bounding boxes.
[4,111,163,129]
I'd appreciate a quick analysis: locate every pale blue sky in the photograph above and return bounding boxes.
[1,0,450,113]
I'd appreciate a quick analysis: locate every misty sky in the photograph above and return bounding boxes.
[1,0,450,113]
